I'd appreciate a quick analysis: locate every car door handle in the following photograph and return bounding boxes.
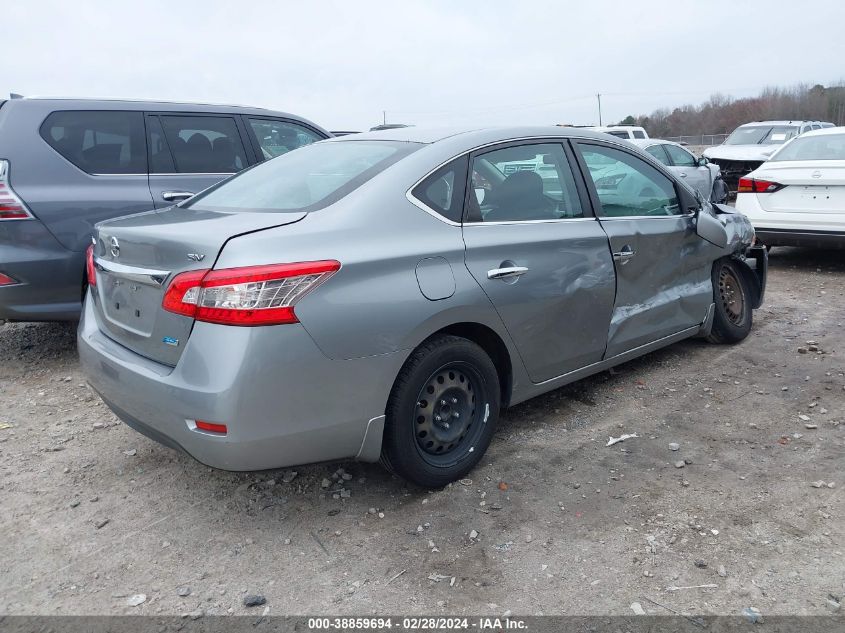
[161,191,195,202]
[612,247,636,264]
[487,266,529,280]
[679,172,687,178]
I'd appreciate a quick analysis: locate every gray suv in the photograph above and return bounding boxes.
[0,96,329,321]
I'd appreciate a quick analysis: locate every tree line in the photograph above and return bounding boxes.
[618,84,845,137]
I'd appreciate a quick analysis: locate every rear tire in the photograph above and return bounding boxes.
[707,259,752,344]
[381,335,500,488]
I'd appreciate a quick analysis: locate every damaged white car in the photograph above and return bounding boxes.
[703,120,831,191]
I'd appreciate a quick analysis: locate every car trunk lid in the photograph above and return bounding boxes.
[754,161,845,213]
[91,206,307,366]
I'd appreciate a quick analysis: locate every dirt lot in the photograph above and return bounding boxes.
[1,247,843,618]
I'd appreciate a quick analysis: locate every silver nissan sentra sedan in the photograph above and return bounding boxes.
[78,126,767,488]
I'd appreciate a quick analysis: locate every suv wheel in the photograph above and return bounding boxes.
[707,259,752,344]
[381,335,500,488]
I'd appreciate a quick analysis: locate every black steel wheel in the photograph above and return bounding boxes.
[381,335,500,488]
[707,259,752,344]
[413,362,486,466]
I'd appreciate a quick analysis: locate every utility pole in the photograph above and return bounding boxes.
[596,93,602,126]
[382,110,386,126]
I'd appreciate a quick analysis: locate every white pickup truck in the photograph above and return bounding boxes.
[587,125,649,140]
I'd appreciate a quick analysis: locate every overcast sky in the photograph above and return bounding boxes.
[4,1,844,131]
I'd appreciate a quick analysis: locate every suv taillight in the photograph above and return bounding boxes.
[737,177,784,194]
[162,260,341,326]
[0,160,34,220]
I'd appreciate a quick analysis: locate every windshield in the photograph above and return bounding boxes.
[771,133,845,161]
[186,140,419,213]
[724,125,799,146]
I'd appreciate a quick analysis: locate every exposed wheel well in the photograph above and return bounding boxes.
[428,322,513,407]
[721,255,763,309]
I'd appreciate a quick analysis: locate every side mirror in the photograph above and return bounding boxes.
[697,156,708,167]
[696,205,728,248]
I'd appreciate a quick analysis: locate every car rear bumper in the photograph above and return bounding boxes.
[77,295,403,471]
[0,219,84,321]
[735,193,845,248]
[755,228,845,248]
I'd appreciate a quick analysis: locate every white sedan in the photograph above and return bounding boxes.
[735,127,845,248]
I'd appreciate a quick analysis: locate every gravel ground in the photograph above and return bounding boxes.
[1,247,843,617]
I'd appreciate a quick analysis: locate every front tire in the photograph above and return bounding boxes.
[707,259,752,344]
[381,335,500,488]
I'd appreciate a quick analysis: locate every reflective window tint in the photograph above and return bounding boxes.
[580,144,680,217]
[248,119,323,160]
[468,143,582,222]
[411,155,468,223]
[40,111,146,174]
[664,143,696,167]
[159,116,247,173]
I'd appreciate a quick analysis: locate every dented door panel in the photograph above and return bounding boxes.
[600,216,713,358]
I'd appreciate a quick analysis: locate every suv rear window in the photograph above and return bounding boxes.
[40,111,146,174]
[186,140,419,213]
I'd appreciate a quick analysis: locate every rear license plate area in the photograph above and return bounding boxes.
[100,272,159,335]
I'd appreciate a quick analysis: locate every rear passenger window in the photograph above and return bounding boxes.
[248,119,323,160]
[40,111,145,174]
[159,116,247,173]
[664,144,696,167]
[411,155,468,223]
[644,144,670,165]
[468,143,583,222]
[632,130,646,139]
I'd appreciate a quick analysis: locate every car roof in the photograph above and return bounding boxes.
[9,95,313,121]
[628,138,685,149]
[327,125,623,145]
[738,120,822,127]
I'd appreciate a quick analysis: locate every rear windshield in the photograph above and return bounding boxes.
[771,133,845,161]
[724,125,798,146]
[186,140,419,213]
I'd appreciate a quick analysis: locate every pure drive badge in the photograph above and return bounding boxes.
[162,336,179,347]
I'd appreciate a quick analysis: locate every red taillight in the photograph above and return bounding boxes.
[195,420,228,434]
[85,244,97,287]
[0,272,18,286]
[737,177,784,194]
[162,260,341,326]
[0,160,34,220]
[160,268,207,317]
